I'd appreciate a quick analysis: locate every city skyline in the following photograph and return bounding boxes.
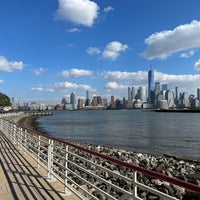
[1,1,200,105]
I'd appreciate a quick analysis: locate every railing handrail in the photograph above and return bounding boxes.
[4,117,199,195]
[67,142,200,193]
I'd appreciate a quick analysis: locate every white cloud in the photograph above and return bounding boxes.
[0,56,25,72]
[103,6,114,14]
[194,59,200,71]
[52,81,92,92]
[180,50,194,58]
[31,87,44,92]
[31,67,46,75]
[67,28,80,32]
[102,71,147,83]
[87,41,128,61]
[142,20,200,59]
[55,0,99,27]
[87,47,101,55]
[46,88,55,92]
[0,79,4,83]
[59,68,92,78]
[102,41,128,61]
[105,81,128,90]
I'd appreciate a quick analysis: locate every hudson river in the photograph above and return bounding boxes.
[36,110,200,160]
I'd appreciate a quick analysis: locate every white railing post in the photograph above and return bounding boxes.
[0,118,3,131]
[24,129,27,155]
[19,127,23,150]
[3,120,6,134]
[47,138,53,180]
[64,145,69,193]
[8,123,11,136]
[17,127,21,147]
[37,135,41,168]
[9,122,12,139]
[13,124,16,144]
[132,171,138,199]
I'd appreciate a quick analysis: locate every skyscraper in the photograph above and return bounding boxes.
[131,87,135,101]
[162,84,168,91]
[154,82,161,95]
[175,86,178,106]
[111,95,115,109]
[154,82,161,107]
[138,86,147,102]
[70,92,77,109]
[165,90,175,108]
[197,88,200,101]
[128,87,131,101]
[148,69,154,104]
[85,90,90,106]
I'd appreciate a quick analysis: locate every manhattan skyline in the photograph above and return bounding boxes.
[1,1,200,105]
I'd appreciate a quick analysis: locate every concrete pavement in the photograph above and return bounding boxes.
[0,130,80,200]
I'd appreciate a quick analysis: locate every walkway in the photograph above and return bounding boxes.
[0,130,79,200]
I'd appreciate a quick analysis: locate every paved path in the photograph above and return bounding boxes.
[0,130,80,200]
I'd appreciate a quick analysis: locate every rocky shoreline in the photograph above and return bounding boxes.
[6,114,200,199]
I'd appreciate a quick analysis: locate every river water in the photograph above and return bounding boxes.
[36,110,200,160]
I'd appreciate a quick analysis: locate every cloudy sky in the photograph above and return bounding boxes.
[1,0,200,105]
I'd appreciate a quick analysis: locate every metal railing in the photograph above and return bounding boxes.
[0,114,199,200]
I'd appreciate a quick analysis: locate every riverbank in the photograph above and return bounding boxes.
[17,115,40,131]
[5,114,200,199]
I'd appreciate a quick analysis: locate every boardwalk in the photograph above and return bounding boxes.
[0,130,79,200]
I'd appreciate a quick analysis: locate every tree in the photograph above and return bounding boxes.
[0,93,11,107]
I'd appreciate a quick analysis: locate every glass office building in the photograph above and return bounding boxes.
[148,69,154,104]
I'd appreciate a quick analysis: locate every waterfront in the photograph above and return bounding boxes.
[36,110,200,160]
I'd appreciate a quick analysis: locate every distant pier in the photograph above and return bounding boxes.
[28,111,53,116]
[155,109,200,113]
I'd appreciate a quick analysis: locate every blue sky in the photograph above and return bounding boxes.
[1,0,200,105]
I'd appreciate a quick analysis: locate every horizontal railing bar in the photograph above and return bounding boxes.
[67,158,133,196]
[68,150,133,183]
[66,167,117,200]
[51,167,98,200]
[136,181,178,200]
[60,140,200,194]
[23,147,48,170]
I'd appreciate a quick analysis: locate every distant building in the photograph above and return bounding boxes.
[128,87,131,101]
[181,92,190,108]
[125,100,133,109]
[70,92,77,110]
[162,84,168,91]
[154,82,161,107]
[78,98,85,109]
[64,104,73,110]
[165,90,174,108]
[159,100,169,109]
[85,90,90,106]
[131,87,136,101]
[175,86,179,106]
[197,88,200,101]
[190,98,199,108]
[148,68,154,104]
[138,86,147,102]
[157,93,165,108]
[61,98,67,104]
[115,99,123,109]
[91,95,102,106]
[110,95,115,109]
[133,99,142,108]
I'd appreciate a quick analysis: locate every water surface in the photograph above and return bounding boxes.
[36,110,200,160]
